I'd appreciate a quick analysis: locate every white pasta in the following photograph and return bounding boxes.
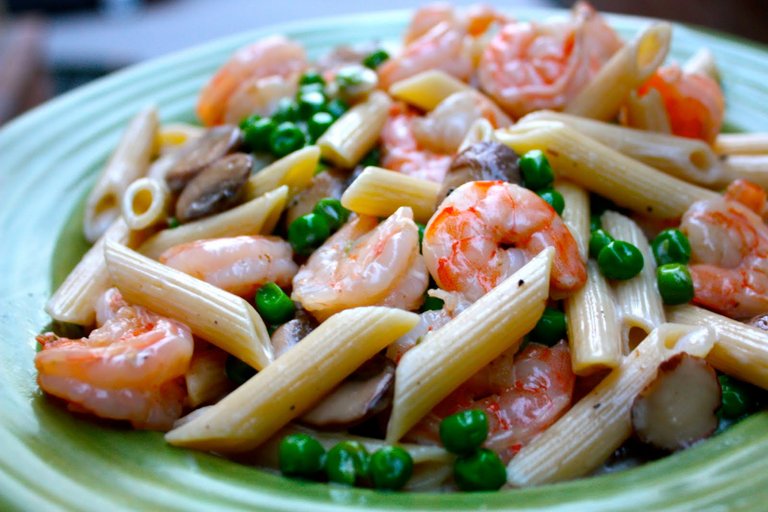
[121,177,171,230]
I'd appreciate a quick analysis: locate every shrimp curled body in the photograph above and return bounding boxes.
[35,289,194,430]
[422,181,586,302]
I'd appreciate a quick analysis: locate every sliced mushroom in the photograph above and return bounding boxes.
[164,125,242,192]
[748,314,768,331]
[285,168,347,225]
[438,141,521,203]
[300,355,395,429]
[174,153,252,222]
[631,353,720,451]
[270,309,317,358]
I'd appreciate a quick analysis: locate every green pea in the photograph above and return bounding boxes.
[299,70,326,86]
[315,161,330,175]
[325,98,349,120]
[243,117,277,152]
[298,82,325,97]
[537,188,564,215]
[269,121,306,157]
[590,214,602,232]
[453,448,507,491]
[719,375,754,419]
[439,409,489,455]
[238,113,260,130]
[530,307,567,346]
[298,91,327,120]
[255,283,295,325]
[597,240,644,280]
[369,446,413,490]
[313,197,350,231]
[651,228,692,266]
[272,97,299,123]
[656,263,694,305]
[421,295,445,312]
[279,433,326,479]
[360,146,381,168]
[307,111,335,141]
[288,213,331,255]
[335,66,366,88]
[519,149,554,190]
[589,228,615,259]
[363,49,390,69]
[166,216,180,229]
[326,441,370,486]
[416,222,425,247]
[225,355,256,385]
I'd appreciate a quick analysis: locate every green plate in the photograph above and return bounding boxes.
[1,8,768,511]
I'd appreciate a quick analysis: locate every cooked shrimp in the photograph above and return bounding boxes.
[422,181,586,302]
[478,2,621,118]
[411,90,512,154]
[406,341,575,463]
[222,74,299,126]
[380,102,452,183]
[680,196,768,318]
[197,35,308,126]
[35,289,194,430]
[159,235,298,298]
[724,178,767,217]
[403,3,509,46]
[637,63,724,143]
[292,207,429,320]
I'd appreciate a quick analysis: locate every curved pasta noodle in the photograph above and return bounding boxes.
[714,133,768,156]
[458,118,494,152]
[165,307,419,452]
[121,177,171,230]
[386,248,554,443]
[684,48,719,82]
[622,88,672,133]
[388,69,469,111]
[245,145,319,199]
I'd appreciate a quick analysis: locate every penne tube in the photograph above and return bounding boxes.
[388,69,469,111]
[566,23,671,121]
[458,118,494,152]
[318,91,392,168]
[165,307,419,452]
[566,260,622,375]
[185,343,233,408]
[83,107,158,242]
[157,122,204,155]
[386,248,554,443]
[495,121,719,218]
[602,211,665,352]
[121,177,171,230]
[244,145,319,200]
[722,155,768,189]
[714,133,768,156]
[684,48,720,82]
[555,181,590,260]
[138,185,288,259]
[341,167,441,224]
[519,111,729,187]
[506,323,715,487]
[667,305,768,390]
[622,89,672,134]
[104,240,273,370]
[45,217,148,326]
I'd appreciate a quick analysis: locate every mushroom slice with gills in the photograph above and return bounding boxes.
[175,153,253,222]
[164,125,242,193]
[748,314,768,332]
[300,354,395,429]
[285,168,347,225]
[270,308,317,358]
[631,353,720,451]
[438,141,521,203]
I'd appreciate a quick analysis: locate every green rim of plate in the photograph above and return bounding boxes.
[2,8,768,511]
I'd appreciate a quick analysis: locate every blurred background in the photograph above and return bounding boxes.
[0,0,766,125]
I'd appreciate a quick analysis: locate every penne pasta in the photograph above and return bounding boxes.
[519,110,729,187]
[244,145,320,200]
[165,307,419,452]
[104,240,273,370]
[341,167,441,224]
[667,305,768,390]
[495,121,719,218]
[722,155,768,189]
[386,248,554,443]
[458,118,495,152]
[157,122,204,155]
[45,217,149,326]
[555,181,590,260]
[138,185,288,259]
[602,211,665,351]
[566,23,671,121]
[714,133,768,156]
[318,91,392,168]
[388,69,469,111]
[683,48,720,82]
[83,107,158,243]
[622,88,672,133]
[185,343,233,408]
[121,177,171,230]
[506,323,715,487]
